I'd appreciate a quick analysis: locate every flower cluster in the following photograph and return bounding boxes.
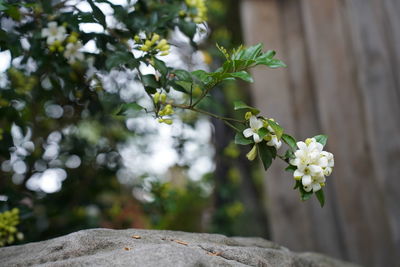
[0,208,23,247]
[42,22,84,65]
[184,0,208,23]
[135,33,170,56]
[243,115,282,150]
[290,138,334,193]
[41,21,66,51]
[64,32,84,65]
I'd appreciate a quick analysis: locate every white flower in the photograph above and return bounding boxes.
[64,41,84,64]
[266,135,282,150]
[41,22,66,45]
[243,116,263,143]
[291,138,334,193]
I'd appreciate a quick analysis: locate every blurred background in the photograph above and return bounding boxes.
[1,1,399,267]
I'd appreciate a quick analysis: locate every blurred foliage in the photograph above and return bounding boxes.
[0,0,259,245]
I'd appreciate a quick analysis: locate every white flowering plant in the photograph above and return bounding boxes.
[0,0,333,243]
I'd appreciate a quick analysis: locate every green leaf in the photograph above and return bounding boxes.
[258,142,274,170]
[229,71,254,83]
[179,21,197,39]
[301,191,313,201]
[191,70,212,84]
[236,43,263,60]
[314,135,328,146]
[153,57,168,76]
[115,102,144,116]
[233,100,260,115]
[171,81,192,93]
[257,128,268,140]
[285,165,297,172]
[87,0,107,27]
[105,51,138,70]
[315,190,325,207]
[282,133,297,150]
[141,74,159,94]
[173,69,192,82]
[266,119,283,139]
[235,132,254,146]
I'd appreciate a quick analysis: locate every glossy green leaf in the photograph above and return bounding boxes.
[233,100,260,115]
[314,134,328,146]
[257,128,268,140]
[234,132,254,146]
[266,119,283,139]
[87,0,107,27]
[285,164,297,172]
[173,69,192,82]
[229,71,253,83]
[315,189,325,207]
[282,133,297,150]
[141,74,159,94]
[258,142,273,170]
[153,57,168,76]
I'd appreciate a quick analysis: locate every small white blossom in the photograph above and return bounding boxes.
[64,41,84,64]
[243,116,263,143]
[290,138,334,193]
[266,135,282,150]
[41,22,66,45]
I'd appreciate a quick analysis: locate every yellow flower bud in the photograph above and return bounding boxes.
[158,118,164,123]
[134,35,140,42]
[159,44,170,52]
[246,145,258,161]
[151,33,160,43]
[155,39,168,49]
[160,93,167,103]
[245,112,252,120]
[140,45,149,51]
[160,51,169,56]
[145,40,152,47]
[163,119,173,125]
[153,92,160,104]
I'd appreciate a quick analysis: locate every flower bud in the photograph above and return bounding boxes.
[245,112,252,120]
[134,35,140,42]
[156,39,168,49]
[246,145,258,161]
[153,92,160,104]
[151,33,160,43]
[160,93,167,103]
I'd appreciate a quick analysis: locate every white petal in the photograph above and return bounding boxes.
[324,167,332,176]
[297,141,307,150]
[243,128,253,138]
[294,169,304,180]
[304,185,313,192]
[275,140,282,150]
[312,183,321,192]
[318,157,328,168]
[253,133,262,143]
[250,116,263,130]
[309,165,322,175]
[302,175,312,186]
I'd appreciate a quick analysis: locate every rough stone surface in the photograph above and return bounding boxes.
[0,228,360,267]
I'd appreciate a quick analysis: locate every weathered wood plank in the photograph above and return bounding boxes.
[279,0,347,260]
[300,0,396,266]
[240,0,315,252]
[343,0,400,255]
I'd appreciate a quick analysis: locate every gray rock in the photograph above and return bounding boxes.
[0,228,360,267]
